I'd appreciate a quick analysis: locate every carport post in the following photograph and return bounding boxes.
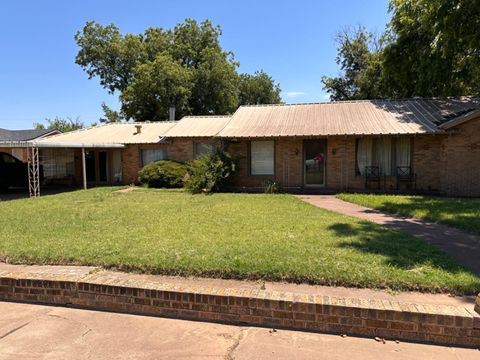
[81,147,87,190]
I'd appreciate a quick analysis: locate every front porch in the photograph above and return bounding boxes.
[228,135,427,194]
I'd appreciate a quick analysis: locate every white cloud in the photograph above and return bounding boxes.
[283,91,307,98]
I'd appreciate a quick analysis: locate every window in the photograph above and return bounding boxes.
[194,142,213,158]
[141,149,166,166]
[250,140,274,175]
[39,149,75,179]
[356,137,411,176]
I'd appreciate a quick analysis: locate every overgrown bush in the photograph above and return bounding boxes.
[184,148,237,194]
[138,160,187,188]
[263,180,282,194]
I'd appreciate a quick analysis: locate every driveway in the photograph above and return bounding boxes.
[0,301,477,360]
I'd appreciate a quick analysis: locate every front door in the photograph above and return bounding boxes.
[86,151,109,183]
[304,139,326,187]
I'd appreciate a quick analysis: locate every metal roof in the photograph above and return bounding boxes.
[218,97,480,138]
[14,97,480,148]
[163,115,231,137]
[35,122,176,147]
[0,128,60,142]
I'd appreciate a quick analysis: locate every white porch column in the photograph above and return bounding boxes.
[81,147,87,190]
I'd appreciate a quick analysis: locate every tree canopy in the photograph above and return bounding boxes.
[75,19,282,121]
[321,27,386,101]
[34,117,84,132]
[322,0,480,100]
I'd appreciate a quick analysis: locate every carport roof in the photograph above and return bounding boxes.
[33,122,177,147]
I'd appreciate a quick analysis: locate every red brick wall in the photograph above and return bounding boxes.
[122,138,219,184]
[0,147,28,162]
[412,135,444,192]
[440,117,480,196]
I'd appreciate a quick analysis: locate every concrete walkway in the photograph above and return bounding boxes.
[0,301,479,360]
[296,195,480,275]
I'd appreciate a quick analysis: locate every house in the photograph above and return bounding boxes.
[0,128,60,161]
[29,97,480,196]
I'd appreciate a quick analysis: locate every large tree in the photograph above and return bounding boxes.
[238,70,282,105]
[75,19,281,121]
[323,1,480,100]
[321,26,386,101]
[382,0,480,97]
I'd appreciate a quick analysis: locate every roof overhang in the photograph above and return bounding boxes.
[0,141,125,148]
[439,109,480,130]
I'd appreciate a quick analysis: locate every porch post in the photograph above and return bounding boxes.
[81,147,87,190]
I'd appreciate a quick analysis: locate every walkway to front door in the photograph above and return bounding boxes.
[296,195,480,275]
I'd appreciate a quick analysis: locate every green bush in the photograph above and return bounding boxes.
[263,180,282,194]
[184,148,237,194]
[138,160,187,188]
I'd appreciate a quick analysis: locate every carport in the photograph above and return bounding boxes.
[0,140,124,197]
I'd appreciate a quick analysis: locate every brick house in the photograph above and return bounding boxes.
[30,97,480,196]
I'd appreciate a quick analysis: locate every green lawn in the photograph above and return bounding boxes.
[337,193,480,235]
[0,187,478,294]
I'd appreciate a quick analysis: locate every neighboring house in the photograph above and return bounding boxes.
[32,97,480,196]
[0,128,60,162]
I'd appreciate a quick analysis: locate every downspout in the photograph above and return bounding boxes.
[344,136,348,190]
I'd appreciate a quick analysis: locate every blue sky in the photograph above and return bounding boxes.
[0,0,390,129]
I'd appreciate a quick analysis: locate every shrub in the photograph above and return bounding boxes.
[138,160,187,188]
[184,148,237,194]
[263,180,282,194]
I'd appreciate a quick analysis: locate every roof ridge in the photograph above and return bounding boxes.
[238,96,480,108]
[180,115,232,119]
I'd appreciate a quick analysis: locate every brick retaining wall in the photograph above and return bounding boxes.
[0,276,479,347]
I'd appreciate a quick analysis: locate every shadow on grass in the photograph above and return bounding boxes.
[370,197,480,235]
[327,222,474,275]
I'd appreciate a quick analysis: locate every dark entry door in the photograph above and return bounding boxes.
[98,151,108,182]
[85,151,96,182]
[304,139,326,186]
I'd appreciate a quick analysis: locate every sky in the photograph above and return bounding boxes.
[0,0,390,129]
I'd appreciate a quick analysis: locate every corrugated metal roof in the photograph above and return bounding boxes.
[163,115,231,137]
[35,122,176,146]
[218,97,480,137]
[27,97,480,147]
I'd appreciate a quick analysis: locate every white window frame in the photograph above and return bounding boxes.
[250,140,275,176]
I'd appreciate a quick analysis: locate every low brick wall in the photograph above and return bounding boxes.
[0,276,479,347]
[475,294,480,315]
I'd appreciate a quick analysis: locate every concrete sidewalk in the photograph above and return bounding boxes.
[0,301,479,360]
[296,195,480,275]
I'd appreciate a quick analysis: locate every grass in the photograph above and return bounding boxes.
[0,187,478,295]
[337,193,480,235]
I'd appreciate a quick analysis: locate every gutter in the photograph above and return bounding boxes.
[0,141,125,148]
